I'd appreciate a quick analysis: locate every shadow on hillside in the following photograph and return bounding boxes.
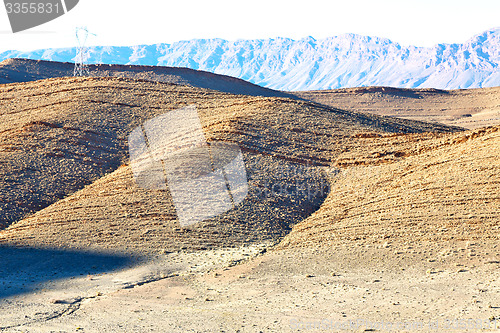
[0,58,299,99]
[0,245,136,299]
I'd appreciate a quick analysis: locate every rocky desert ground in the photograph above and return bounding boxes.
[0,60,498,332]
[295,86,500,130]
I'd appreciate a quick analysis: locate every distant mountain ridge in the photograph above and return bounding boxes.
[0,58,292,98]
[1,28,499,91]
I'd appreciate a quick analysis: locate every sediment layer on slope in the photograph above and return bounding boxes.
[0,153,329,253]
[279,126,500,249]
[0,76,458,250]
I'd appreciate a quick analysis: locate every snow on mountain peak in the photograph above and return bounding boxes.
[0,29,499,91]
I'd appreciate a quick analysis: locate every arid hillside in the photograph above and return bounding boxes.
[295,86,500,129]
[0,58,293,98]
[0,74,498,332]
[0,76,456,250]
[280,125,500,250]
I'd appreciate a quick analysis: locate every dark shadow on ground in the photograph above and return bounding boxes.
[0,245,137,299]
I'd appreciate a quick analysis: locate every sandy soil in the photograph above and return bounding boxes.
[0,74,498,332]
[1,243,498,332]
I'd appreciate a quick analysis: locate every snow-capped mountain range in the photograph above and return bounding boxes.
[1,28,499,91]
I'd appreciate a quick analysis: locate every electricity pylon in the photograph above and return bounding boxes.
[74,27,96,77]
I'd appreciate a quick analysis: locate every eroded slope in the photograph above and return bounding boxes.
[0,76,457,250]
[280,126,500,250]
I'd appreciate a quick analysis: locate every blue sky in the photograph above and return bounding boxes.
[0,0,499,52]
